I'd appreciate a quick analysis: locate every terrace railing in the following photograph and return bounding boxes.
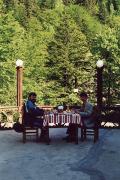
[0,105,120,129]
[100,105,120,128]
[0,106,19,128]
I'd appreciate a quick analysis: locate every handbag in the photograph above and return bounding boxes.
[13,122,23,133]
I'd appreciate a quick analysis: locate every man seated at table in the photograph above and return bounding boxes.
[24,92,46,140]
[65,92,94,141]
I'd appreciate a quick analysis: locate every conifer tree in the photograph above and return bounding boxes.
[46,12,93,104]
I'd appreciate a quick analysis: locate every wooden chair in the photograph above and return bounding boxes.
[81,106,100,143]
[22,103,39,143]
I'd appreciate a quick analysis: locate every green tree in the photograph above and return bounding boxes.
[91,27,120,105]
[0,0,120,106]
[46,12,94,105]
[21,17,54,104]
[0,12,26,105]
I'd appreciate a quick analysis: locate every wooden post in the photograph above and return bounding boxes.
[96,66,103,112]
[16,66,23,111]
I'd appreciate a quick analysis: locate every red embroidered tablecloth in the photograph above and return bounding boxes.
[44,113,82,126]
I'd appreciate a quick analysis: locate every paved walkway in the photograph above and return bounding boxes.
[0,129,120,180]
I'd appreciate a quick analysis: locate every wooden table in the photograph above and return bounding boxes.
[44,113,82,144]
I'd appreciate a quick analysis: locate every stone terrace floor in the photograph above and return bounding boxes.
[0,128,120,180]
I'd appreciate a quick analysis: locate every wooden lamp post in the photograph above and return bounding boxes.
[16,59,23,111]
[96,59,104,112]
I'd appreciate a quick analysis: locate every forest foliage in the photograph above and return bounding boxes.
[0,0,120,106]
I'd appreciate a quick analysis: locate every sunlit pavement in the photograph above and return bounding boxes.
[0,129,120,180]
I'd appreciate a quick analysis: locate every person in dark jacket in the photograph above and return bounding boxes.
[24,92,44,127]
[24,92,46,140]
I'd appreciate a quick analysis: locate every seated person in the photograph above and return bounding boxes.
[24,92,46,140]
[24,92,44,127]
[77,92,94,127]
[65,92,94,141]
